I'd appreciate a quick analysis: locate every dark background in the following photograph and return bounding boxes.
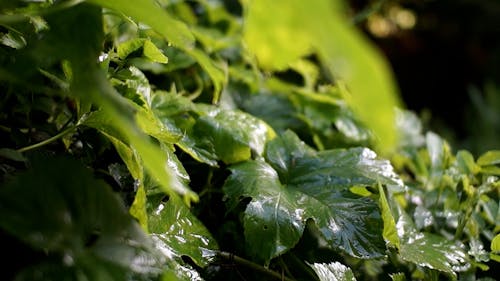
[349,0,500,154]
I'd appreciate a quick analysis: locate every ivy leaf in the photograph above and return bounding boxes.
[194,108,275,164]
[224,131,399,263]
[143,40,168,63]
[148,195,218,268]
[0,157,168,280]
[308,262,357,281]
[396,210,470,277]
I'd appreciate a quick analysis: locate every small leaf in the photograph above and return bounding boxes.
[390,273,406,281]
[456,150,480,175]
[491,234,500,253]
[117,38,145,59]
[143,40,168,63]
[0,148,27,162]
[478,150,500,166]
[0,31,26,49]
[194,109,274,164]
[378,183,400,248]
[308,262,357,281]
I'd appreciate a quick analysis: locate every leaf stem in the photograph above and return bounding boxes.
[217,251,295,281]
[17,126,77,153]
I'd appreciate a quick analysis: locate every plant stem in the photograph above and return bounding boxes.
[17,126,76,153]
[217,251,295,281]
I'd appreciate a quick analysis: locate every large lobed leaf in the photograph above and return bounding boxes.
[223,131,403,264]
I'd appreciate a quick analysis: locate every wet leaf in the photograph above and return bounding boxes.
[194,109,275,164]
[396,211,470,276]
[223,131,399,263]
[148,195,218,267]
[308,262,357,281]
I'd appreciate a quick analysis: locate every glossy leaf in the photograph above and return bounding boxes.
[87,0,195,48]
[223,160,310,264]
[224,132,397,263]
[308,262,357,281]
[396,211,470,276]
[194,109,275,164]
[148,195,218,267]
[0,157,167,280]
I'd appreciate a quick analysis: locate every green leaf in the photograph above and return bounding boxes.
[223,160,309,264]
[143,40,168,63]
[117,38,145,59]
[224,132,397,263]
[378,183,400,248]
[148,195,218,267]
[243,0,311,70]
[184,48,226,103]
[491,234,500,253]
[455,150,480,175]
[390,273,407,281]
[0,148,27,162]
[308,262,357,281]
[399,232,469,276]
[194,108,274,164]
[151,90,218,166]
[0,156,167,279]
[477,150,500,166]
[87,0,195,48]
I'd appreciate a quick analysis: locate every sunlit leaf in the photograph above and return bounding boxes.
[378,183,400,248]
[492,234,500,253]
[223,131,401,263]
[308,262,357,281]
[396,210,470,276]
[87,0,195,48]
[478,150,500,166]
[194,108,275,164]
[143,40,168,63]
[117,38,145,59]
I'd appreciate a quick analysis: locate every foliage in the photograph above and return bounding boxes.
[0,1,498,281]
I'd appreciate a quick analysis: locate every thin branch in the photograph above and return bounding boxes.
[17,126,76,153]
[217,251,295,281]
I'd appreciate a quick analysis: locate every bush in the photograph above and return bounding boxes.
[0,1,498,280]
